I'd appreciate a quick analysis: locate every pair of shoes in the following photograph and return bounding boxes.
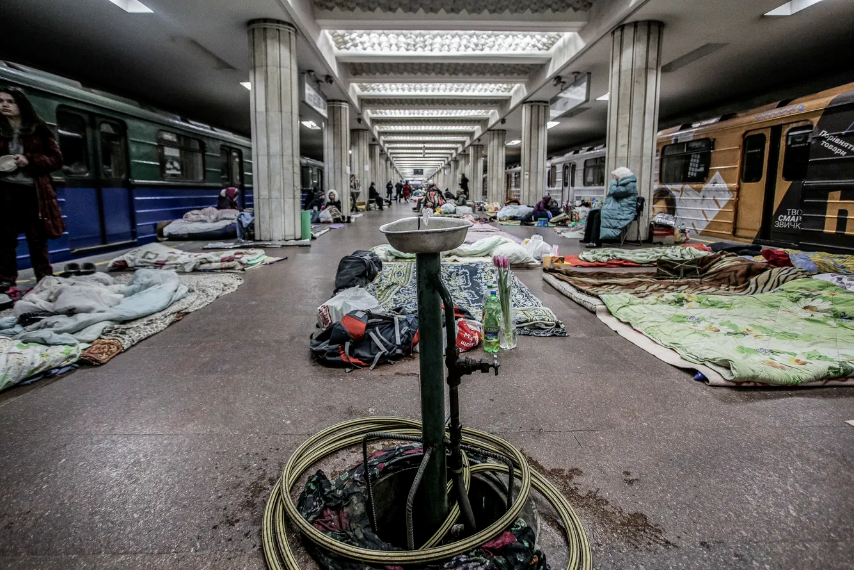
[60,262,97,277]
[585,242,600,248]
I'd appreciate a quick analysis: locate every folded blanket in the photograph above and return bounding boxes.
[786,250,854,274]
[182,206,238,223]
[578,245,711,265]
[546,253,810,300]
[0,338,82,391]
[163,218,236,238]
[108,243,266,272]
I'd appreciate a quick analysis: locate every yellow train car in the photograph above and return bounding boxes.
[654,83,854,252]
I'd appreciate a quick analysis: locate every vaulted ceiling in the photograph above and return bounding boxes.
[3,0,854,178]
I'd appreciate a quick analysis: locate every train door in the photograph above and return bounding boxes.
[766,122,813,244]
[735,128,773,238]
[57,108,133,250]
[736,122,813,242]
[220,145,244,205]
[96,120,133,244]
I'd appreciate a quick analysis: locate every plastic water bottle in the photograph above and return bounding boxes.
[483,291,501,353]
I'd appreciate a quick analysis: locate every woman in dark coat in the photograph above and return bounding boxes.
[0,87,63,291]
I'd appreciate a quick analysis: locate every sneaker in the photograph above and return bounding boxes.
[585,242,600,248]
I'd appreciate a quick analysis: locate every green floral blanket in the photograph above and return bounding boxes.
[579,245,711,265]
[601,279,854,385]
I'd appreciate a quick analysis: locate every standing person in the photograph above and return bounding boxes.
[0,87,63,294]
[385,180,393,204]
[402,180,411,203]
[394,179,403,203]
[583,167,638,248]
[459,173,469,195]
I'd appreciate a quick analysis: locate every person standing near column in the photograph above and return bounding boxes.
[0,87,64,294]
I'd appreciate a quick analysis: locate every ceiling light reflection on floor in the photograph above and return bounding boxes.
[108,0,153,13]
[765,0,824,16]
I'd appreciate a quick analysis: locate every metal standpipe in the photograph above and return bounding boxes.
[414,251,449,536]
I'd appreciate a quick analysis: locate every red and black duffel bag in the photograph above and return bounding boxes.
[310,310,419,370]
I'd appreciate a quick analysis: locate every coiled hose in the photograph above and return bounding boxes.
[262,417,592,570]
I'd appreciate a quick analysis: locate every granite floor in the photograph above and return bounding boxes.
[1,202,853,569]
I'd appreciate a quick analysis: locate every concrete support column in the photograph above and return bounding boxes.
[520,101,549,207]
[248,19,301,240]
[486,130,506,204]
[324,100,350,212]
[449,159,459,193]
[606,20,663,240]
[369,142,380,190]
[350,129,370,207]
[470,144,484,200]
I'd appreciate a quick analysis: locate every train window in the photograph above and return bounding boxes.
[547,164,557,187]
[583,156,606,186]
[99,121,126,179]
[230,149,243,185]
[740,134,766,183]
[782,126,812,181]
[221,146,243,186]
[809,129,854,181]
[157,131,204,181]
[661,138,712,184]
[219,147,230,185]
[57,111,89,177]
[562,164,569,188]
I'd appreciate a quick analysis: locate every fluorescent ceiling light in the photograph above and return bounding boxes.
[377,125,477,131]
[108,0,153,13]
[330,31,563,54]
[358,83,514,95]
[546,121,560,129]
[387,143,459,148]
[240,82,251,90]
[382,136,467,142]
[765,0,824,16]
[349,150,352,154]
[368,109,491,117]
[301,120,321,130]
[506,140,521,146]
[596,93,609,101]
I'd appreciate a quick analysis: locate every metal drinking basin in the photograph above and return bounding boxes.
[379,217,472,254]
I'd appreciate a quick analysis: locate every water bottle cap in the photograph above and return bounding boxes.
[490,290,497,295]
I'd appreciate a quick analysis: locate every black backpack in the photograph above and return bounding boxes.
[310,310,419,370]
[334,250,382,293]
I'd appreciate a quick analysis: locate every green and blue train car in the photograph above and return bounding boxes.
[1,60,325,270]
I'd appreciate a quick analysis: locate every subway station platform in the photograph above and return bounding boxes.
[1,202,852,569]
[4,0,854,569]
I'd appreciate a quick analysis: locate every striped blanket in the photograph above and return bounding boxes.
[545,252,810,303]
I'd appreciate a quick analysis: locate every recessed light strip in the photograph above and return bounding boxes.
[330,31,564,54]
